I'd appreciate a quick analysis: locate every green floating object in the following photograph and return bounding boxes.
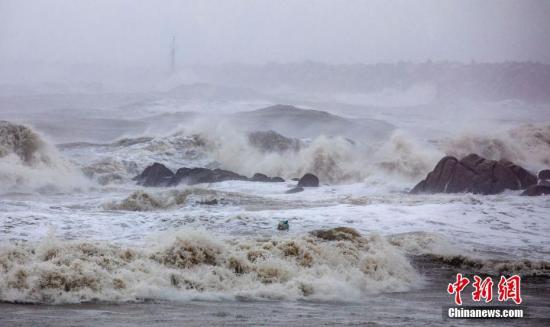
[277,220,289,231]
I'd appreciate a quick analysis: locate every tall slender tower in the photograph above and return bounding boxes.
[170,35,176,73]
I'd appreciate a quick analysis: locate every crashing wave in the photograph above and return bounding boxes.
[105,190,173,211]
[104,190,205,211]
[71,120,547,187]
[373,131,441,180]
[247,130,302,153]
[0,121,90,193]
[63,133,209,185]
[82,158,139,185]
[0,229,420,304]
[0,121,46,164]
[66,122,550,187]
[62,122,550,188]
[104,188,300,211]
[442,123,550,172]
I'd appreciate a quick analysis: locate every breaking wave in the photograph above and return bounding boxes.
[442,123,550,172]
[57,119,549,188]
[104,188,314,212]
[71,126,439,186]
[105,189,218,211]
[0,121,90,193]
[187,121,439,184]
[0,229,420,304]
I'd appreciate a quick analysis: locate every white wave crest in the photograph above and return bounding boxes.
[0,229,420,304]
[0,121,90,193]
[442,123,550,172]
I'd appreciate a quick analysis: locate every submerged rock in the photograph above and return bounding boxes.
[198,199,219,205]
[411,154,536,195]
[133,163,174,187]
[297,173,319,187]
[521,185,550,196]
[285,187,304,194]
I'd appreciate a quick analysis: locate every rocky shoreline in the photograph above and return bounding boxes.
[135,153,550,197]
[133,162,320,193]
[411,153,549,196]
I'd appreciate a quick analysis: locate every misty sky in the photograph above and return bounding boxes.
[1,0,549,67]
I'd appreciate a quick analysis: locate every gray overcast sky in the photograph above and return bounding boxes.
[1,0,549,67]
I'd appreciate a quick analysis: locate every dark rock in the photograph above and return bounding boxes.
[411,154,537,195]
[136,164,284,187]
[169,167,248,186]
[500,160,538,189]
[297,173,319,187]
[291,178,300,181]
[134,163,174,187]
[310,227,361,241]
[271,177,285,182]
[285,187,304,194]
[521,185,550,196]
[539,180,550,187]
[538,169,550,180]
[198,199,218,205]
[250,173,285,183]
[251,173,270,182]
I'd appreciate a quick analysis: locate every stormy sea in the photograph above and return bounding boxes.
[1,63,550,326]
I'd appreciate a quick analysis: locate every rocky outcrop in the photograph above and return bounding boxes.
[285,187,304,194]
[135,163,285,186]
[250,173,285,183]
[133,163,174,187]
[539,170,550,181]
[297,173,319,187]
[521,185,550,196]
[411,154,537,195]
[169,167,248,186]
